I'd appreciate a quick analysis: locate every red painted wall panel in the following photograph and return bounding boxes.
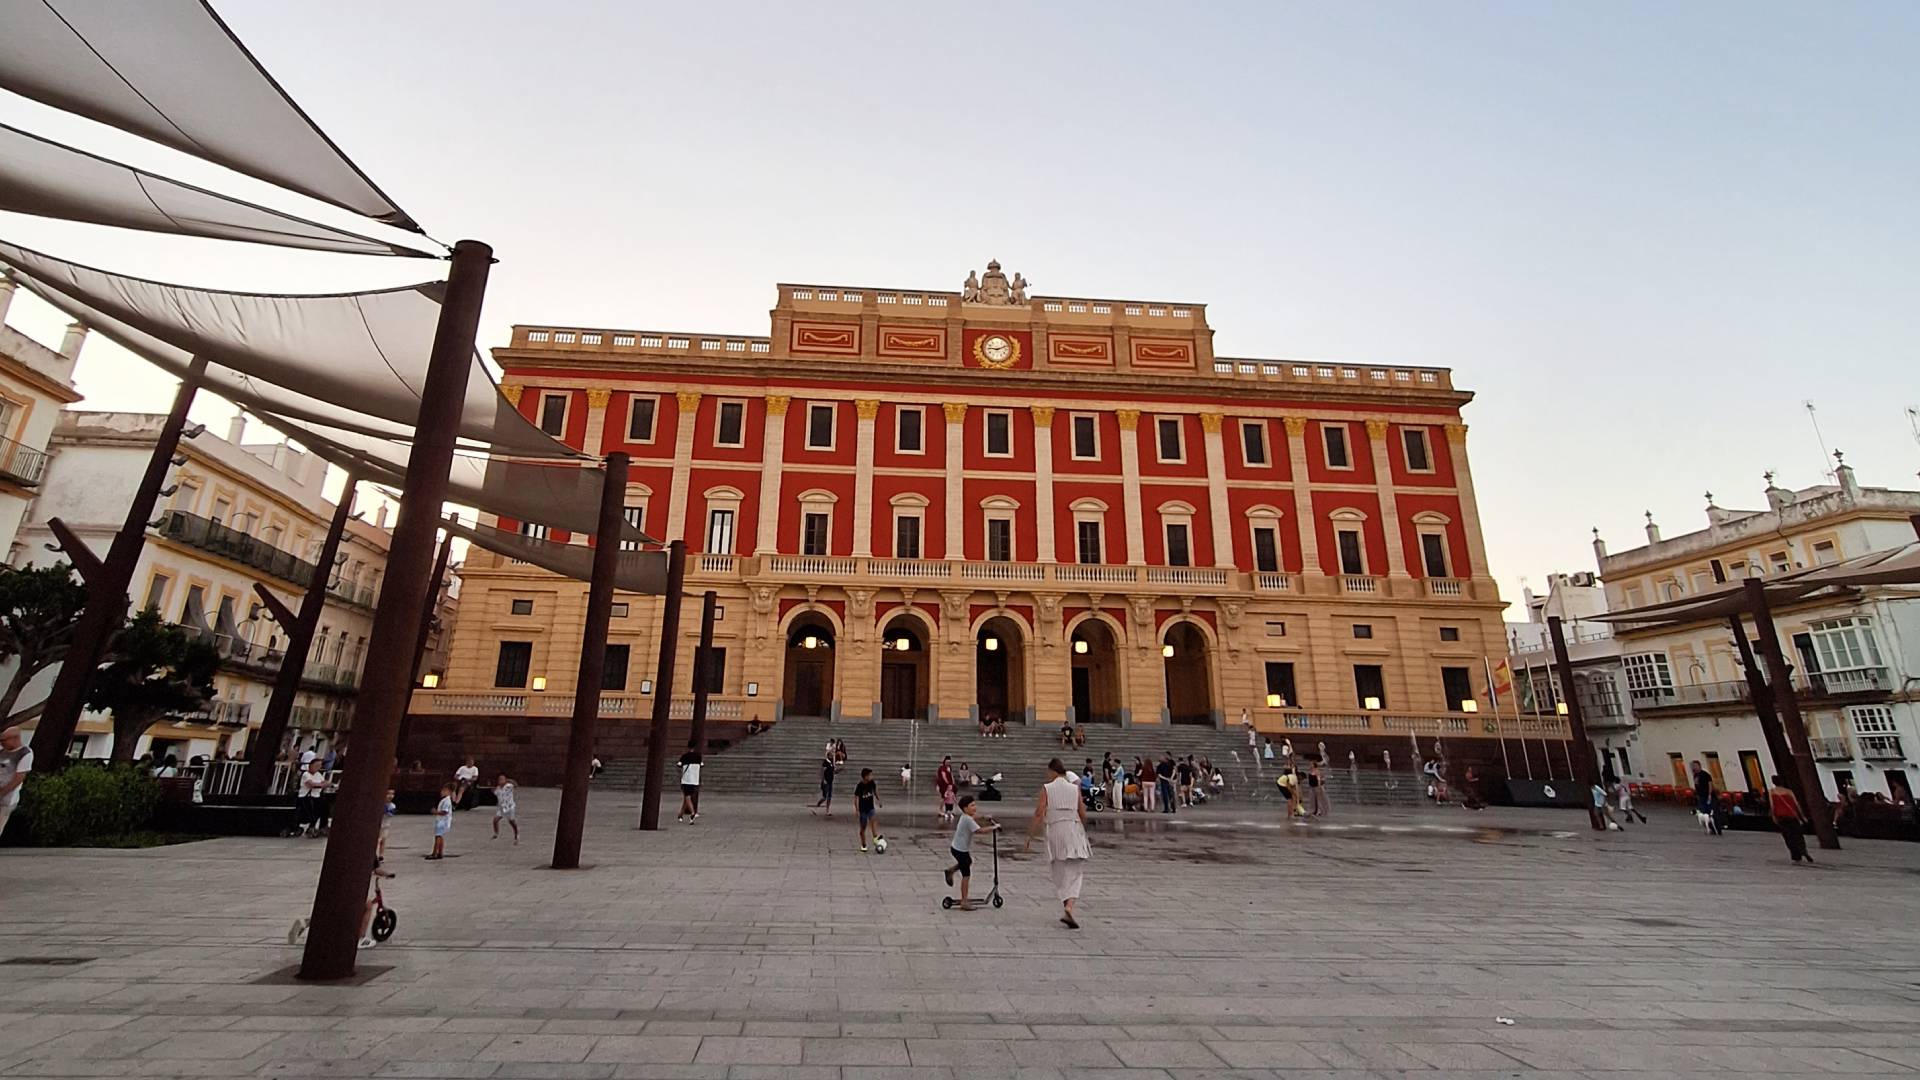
[1303,419,1376,484]
[1051,480,1127,564]
[1134,413,1208,479]
[1221,417,1290,481]
[1225,485,1302,572]
[686,466,761,554]
[1395,492,1471,578]
[1052,410,1122,476]
[777,471,857,554]
[1384,421,1457,488]
[869,474,945,558]
[960,478,1038,561]
[689,394,766,465]
[601,390,677,460]
[1139,483,1215,566]
[962,405,1035,471]
[872,402,945,470]
[1310,490,1386,576]
[782,400,857,466]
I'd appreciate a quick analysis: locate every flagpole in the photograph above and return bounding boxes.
[1485,655,1511,778]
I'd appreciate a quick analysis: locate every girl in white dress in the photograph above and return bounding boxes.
[1023,757,1091,929]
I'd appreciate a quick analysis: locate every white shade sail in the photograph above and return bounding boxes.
[0,240,579,459]
[0,124,430,256]
[0,0,420,231]
[441,517,670,596]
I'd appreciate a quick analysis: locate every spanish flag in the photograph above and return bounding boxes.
[1490,658,1515,705]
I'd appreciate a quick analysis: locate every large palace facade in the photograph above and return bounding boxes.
[421,262,1543,769]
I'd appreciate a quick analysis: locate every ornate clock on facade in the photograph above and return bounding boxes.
[973,333,1020,369]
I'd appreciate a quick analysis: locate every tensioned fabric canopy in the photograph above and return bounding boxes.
[0,241,577,459]
[439,517,670,596]
[0,0,419,231]
[0,125,429,257]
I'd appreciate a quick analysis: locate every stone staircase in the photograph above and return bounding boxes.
[594,718,1428,810]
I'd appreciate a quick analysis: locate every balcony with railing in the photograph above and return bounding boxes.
[0,434,49,486]
[1809,735,1853,761]
[1802,667,1891,697]
[327,580,377,608]
[1634,680,1753,711]
[1857,734,1906,760]
[184,700,252,727]
[158,511,319,587]
[408,688,754,722]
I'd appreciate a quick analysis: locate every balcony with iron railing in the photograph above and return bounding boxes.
[327,580,377,609]
[184,700,252,727]
[0,434,49,486]
[1809,735,1854,761]
[1857,734,1906,761]
[158,510,319,588]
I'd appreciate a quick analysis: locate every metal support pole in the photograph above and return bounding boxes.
[1742,579,1840,850]
[638,540,687,831]
[395,519,456,764]
[32,354,209,768]
[241,473,358,795]
[299,240,492,980]
[1547,616,1605,830]
[553,454,628,870]
[688,591,718,757]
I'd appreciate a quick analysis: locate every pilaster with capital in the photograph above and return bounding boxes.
[1115,409,1146,565]
[753,395,790,555]
[1444,422,1494,591]
[1364,418,1409,581]
[1199,413,1235,569]
[942,402,967,559]
[852,399,880,557]
[581,387,612,458]
[1031,405,1058,563]
[500,383,524,408]
[1282,416,1322,577]
[665,390,702,543]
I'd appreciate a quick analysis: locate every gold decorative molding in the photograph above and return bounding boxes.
[585,388,612,409]
[1029,405,1056,427]
[1444,422,1468,445]
[855,399,881,421]
[1115,408,1140,431]
[675,390,703,411]
[1365,418,1389,438]
[1282,416,1307,437]
[500,384,524,407]
[1199,412,1223,434]
[764,394,790,417]
[942,402,969,423]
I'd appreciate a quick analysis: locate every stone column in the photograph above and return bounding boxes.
[852,399,879,558]
[1116,409,1146,565]
[1200,412,1235,569]
[664,390,701,544]
[942,402,967,560]
[1031,405,1057,563]
[1366,419,1410,582]
[1445,423,1496,593]
[753,395,789,555]
[1283,417,1321,578]
[581,387,611,458]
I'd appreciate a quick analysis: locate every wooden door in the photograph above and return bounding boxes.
[1668,753,1688,787]
[1738,750,1766,793]
[791,660,826,717]
[881,662,917,720]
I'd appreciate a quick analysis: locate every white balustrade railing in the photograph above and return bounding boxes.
[1424,578,1465,597]
[1341,575,1380,594]
[1146,566,1229,587]
[961,561,1046,582]
[1253,572,1295,592]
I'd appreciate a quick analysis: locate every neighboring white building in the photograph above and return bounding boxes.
[1595,460,1920,802]
[1506,570,1643,780]
[10,410,390,763]
[0,273,85,560]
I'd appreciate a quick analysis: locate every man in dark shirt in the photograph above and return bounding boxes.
[814,755,836,816]
[855,768,883,852]
[1692,760,1721,835]
[1155,754,1176,814]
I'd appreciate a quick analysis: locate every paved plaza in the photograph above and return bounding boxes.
[3,785,1919,1079]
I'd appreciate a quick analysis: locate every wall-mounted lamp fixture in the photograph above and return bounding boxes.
[745,681,759,697]
[1460,699,1478,713]
[802,634,820,650]
[1363,696,1382,710]
[1265,693,1283,708]
[422,673,440,689]
[1073,639,1088,655]
[639,679,653,694]
[531,676,547,692]
[1556,701,1569,715]
[983,637,999,652]
[1162,644,1175,658]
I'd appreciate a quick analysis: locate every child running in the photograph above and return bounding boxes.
[943,795,999,909]
[492,773,519,843]
[855,767,883,852]
[427,784,453,859]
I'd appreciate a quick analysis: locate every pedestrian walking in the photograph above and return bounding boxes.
[1155,753,1176,814]
[936,755,957,822]
[814,752,836,815]
[1023,758,1090,929]
[855,767,883,852]
[1615,779,1647,825]
[297,759,328,837]
[1769,775,1814,863]
[677,742,702,823]
[1691,759,1722,835]
[1592,781,1620,830]
[427,784,453,859]
[492,773,520,843]
[0,726,32,838]
[899,762,912,791]
[1306,762,1330,817]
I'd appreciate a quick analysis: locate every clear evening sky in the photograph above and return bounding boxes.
[2,1,1915,610]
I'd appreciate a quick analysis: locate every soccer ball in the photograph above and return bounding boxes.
[873,837,888,854]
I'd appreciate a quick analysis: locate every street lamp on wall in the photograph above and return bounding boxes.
[802,634,820,650]
[1363,696,1382,711]
[1460,699,1478,713]
[1556,701,1569,715]
[1073,638,1088,655]
[1265,693,1284,708]
[983,637,999,652]
[531,676,547,692]
[1162,643,1175,658]
[421,673,440,689]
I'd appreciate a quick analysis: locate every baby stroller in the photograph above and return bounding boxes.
[978,772,1005,801]
[1081,782,1106,813]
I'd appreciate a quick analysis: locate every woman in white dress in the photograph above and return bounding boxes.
[1023,758,1091,929]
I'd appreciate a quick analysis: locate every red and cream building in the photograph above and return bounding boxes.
[428,262,1536,757]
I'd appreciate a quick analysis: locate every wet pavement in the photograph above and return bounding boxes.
[3,787,1918,1078]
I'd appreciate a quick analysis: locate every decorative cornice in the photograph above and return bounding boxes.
[500,384,524,407]
[1199,412,1223,434]
[855,399,881,421]
[1029,405,1055,427]
[1282,416,1307,437]
[942,402,969,423]
[585,388,612,409]
[764,394,790,417]
[675,390,703,410]
[1115,408,1140,431]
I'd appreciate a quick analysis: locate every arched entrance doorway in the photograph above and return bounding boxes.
[1069,619,1123,724]
[782,616,836,720]
[1162,620,1214,725]
[975,615,1027,727]
[878,615,931,720]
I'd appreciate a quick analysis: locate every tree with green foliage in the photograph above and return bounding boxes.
[0,562,90,724]
[84,610,219,764]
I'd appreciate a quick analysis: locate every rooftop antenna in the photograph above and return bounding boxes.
[1804,401,1835,482]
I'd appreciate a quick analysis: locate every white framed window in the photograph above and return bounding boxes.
[626,394,658,443]
[538,392,569,437]
[1154,415,1185,463]
[703,486,744,555]
[1623,652,1675,703]
[518,520,550,541]
[1239,419,1269,466]
[714,399,747,448]
[1812,539,1839,565]
[797,489,837,556]
[895,406,925,454]
[981,495,1019,561]
[1411,511,1453,578]
[1770,550,1792,574]
[1849,705,1900,756]
[1069,413,1099,460]
[805,403,837,450]
[1329,508,1368,575]
[890,493,928,560]
[1320,422,1353,470]
[1809,617,1883,672]
[983,409,1014,457]
[1070,497,1108,564]
[1401,426,1434,472]
[1158,500,1195,567]
[1246,505,1284,573]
